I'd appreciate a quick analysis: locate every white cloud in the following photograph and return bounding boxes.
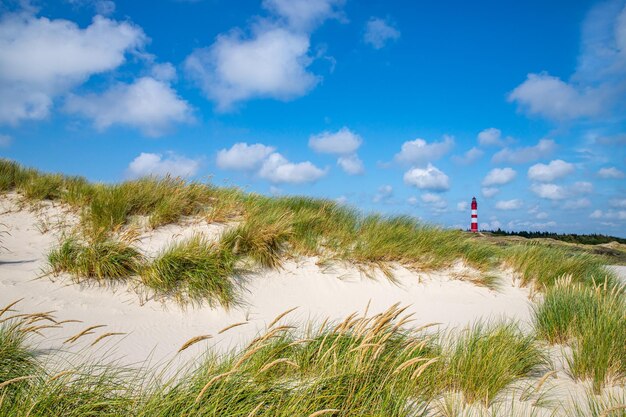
[481,187,499,198]
[185,27,319,111]
[262,0,344,31]
[495,199,523,210]
[373,185,393,203]
[337,154,364,175]
[127,152,201,178]
[150,62,177,82]
[216,142,276,171]
[536,212,549,219]
[258,152,326,184]
[598,166,625,179]
[0,12,146,125]
[575,181,594,194]
[335,195,348,205]
[457,201,468,211]
[563,198,591,210]
[492,139,556,164]
[610,198,626,208]
[508,73,605,120]
[527,159,575,182]
[0,134,11,147]
[309,127,362,154]
[482,167,516,186]
[421,193,447,209]
[590,209,626,221]
[65,77,192,136]
[453,147,483,164]
[477,128,505,147]
[407,196,418,206]
[530,183,568,200]
[363,17,400,49]
[403,164,450,191]
[395,135,454,165]
[508,1,626,121]
[184,0,343,111]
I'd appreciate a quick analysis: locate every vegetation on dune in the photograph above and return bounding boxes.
[3,300,624,416]
[442,321,548,405]
[141,235,238,306]
[533,277,626,393]
[48,235,144,281]
[487,229,626,245]
[1,158,618,303]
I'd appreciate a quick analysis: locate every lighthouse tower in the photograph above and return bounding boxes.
[470,197,478,232]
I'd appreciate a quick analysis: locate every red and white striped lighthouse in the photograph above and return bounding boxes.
[470,197,478,232]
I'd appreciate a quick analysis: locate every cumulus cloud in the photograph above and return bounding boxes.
[363,17,400,49]
[395,135,454,165]
[481,187,499,198]
[258,152,326,184]
[477,128,507,147]
[65,76,193,136]
[403,164,450,191]
[309,127,362,154]
[184,0,343,110]
[216,142,276,171]
[590,209,626,221]
[563,198,591,210]
[508,1,626,121]
[373,185,393,203]
[527,159,575,182]
[611,198,626,208]
[495,199,523,210]
[530,183,569,200]
[492,139,556,164]
[337,154,364,175]
[262,0,344,31]
[457,201,468,211]
[421,193,447,209]
[0,12,146,125]
[127,152,201,178]
[452,147,483,164]
[0,134,11,147]
[598,166,625,178]
[482,167,516,186]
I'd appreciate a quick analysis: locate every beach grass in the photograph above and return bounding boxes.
[443,321,549,405]
[533,277,626,392]
[48,235,144,281]
[141,235,238,306]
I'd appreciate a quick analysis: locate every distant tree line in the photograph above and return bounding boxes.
[485,229,626,245]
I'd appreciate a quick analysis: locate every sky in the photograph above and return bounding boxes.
[0,0,625,236]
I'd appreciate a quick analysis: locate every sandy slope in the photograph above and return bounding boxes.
[0,193,535,368]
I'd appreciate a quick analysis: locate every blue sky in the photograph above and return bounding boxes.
[1,0,625,236]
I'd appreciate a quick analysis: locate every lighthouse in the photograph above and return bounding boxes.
[470,197,478,232]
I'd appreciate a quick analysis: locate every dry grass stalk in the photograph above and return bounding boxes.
[0,375,36,390]
[600,405,626,417]
[64,325,106,344]
[48,370,75,382]
[411,357,438,380]
[268,306,298,329]
[218,322,248,334]
[233,343,269,369]
[0,298,23,318]
[258,358,298,374]
[194,370,238,403]
[178,335,212,353]
[246,401,265,417]
[90,332,126,347]
[394,357,430,374]
[308,409,340,417]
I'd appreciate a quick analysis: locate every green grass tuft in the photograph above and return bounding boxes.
[48,236,144,281]
[443,321,548,405]
[141,235,238,306]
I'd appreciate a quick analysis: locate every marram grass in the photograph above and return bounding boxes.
[141,235,238,306]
